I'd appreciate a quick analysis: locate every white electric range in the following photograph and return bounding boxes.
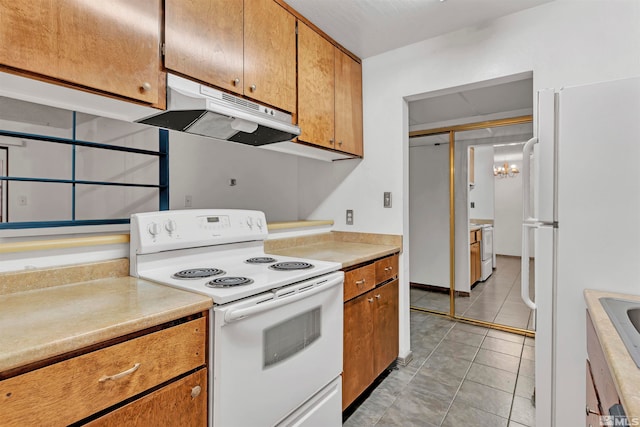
[129,209,344,427]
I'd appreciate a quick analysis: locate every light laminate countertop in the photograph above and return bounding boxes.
[584,289,640,420]
[0,277,212,373]
[265,231,402,269]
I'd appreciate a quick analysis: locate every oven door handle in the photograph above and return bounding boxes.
[223,273,343,324]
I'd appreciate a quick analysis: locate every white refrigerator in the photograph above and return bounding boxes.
[522,76,640,427]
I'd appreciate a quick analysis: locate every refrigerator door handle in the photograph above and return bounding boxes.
[522,136,538,223]
[521,222,538,310]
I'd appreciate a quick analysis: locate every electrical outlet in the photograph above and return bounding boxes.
[470,201,475,208]
[346,209,354,225]
[184,195,193,207]
[384,192,392,208]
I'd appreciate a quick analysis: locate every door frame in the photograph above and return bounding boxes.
[409,115,535,337]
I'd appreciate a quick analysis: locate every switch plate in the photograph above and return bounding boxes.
[384,192,392,208]
[184,195,192,207]
[346,209,354,225]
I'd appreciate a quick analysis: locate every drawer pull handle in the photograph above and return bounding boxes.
[355,279,366,285]
[585,405,599,416]
[191,385,202,398]
[375,294,381,299]
[98,363,141,383]
[384,266,393,272]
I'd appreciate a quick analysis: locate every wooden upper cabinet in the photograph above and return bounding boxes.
[244,0,296,113]
[164,0,244,95]
[335,49,363,156]
[164,0,296,113]
[298,22,363,156]
[0,0,162,105]
[298,21,335,149]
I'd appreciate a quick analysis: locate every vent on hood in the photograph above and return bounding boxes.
[137,74,300,146]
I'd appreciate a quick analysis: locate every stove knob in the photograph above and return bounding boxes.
[246,217,253,229]
[165,219,177,234]
[147,222,161,236]
[256,218,264,230]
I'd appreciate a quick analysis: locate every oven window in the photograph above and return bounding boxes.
[263,307,321,368]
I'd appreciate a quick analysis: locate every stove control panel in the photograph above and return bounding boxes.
[131,209,268,254]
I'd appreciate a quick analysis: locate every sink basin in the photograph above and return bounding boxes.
[600,298,640,368]
[629,308,640,334]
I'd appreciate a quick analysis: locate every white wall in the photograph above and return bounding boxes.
[469,145,494,220]
[168,131,302,222]
[409,144,449,288]
[494,154,523,256]
[297,1,640,420]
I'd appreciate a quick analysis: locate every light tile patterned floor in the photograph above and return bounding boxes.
[410,256,535,330]
[343,311,536,427]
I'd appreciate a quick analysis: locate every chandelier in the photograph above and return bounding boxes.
[493,161,520,178]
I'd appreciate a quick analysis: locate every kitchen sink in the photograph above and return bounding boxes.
[600,297,640,368]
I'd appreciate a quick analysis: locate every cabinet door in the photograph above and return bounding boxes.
[342,292,374,410]
[0,0,162,104]
[470,242,480,285]
[244,0,296,113]
[298,21,335,149]
[334,49,363,156]
[164,0,243,95]
[373,280,399,376]
[86,368,207,427]
[586,362,601,427]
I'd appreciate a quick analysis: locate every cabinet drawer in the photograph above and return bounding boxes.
[375,254,399,284]
[86,368,207,427]
[0,317,206,426]
[344,263,375,301]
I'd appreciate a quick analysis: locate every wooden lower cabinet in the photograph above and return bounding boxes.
[87,368,207,426]
[586,310,622,423]
[343,291,375,408]
[0,316,207,426]
[470,229,481,286]
[373,280,399,377]
[342,256,399,411]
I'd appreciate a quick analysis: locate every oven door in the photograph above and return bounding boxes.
[212,271,344,427]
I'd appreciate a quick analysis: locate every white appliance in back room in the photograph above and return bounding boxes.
[129,209,344,427]
[520,76,640,426]
[480,224,494,281]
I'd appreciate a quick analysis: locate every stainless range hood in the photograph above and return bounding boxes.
[137,74,300,146]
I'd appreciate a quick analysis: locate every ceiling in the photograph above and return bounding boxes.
[285,0,553,59]
[408,78,534,147]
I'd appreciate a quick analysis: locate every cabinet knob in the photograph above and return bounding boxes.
[367,298,374,303]
[329,138,334,144]
[233,78,240,86]
[140,82,151,92]
[191,385,202,398]
[375,294,381,299]
[355,279,366,285]
[385,266,393,272]
[250,84,257,92]
[338,140,343,146]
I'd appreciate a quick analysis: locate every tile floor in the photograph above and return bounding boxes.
[410,256,535,330]
[343,310,536,427]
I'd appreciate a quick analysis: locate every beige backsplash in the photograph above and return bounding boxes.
[0,258,129,295]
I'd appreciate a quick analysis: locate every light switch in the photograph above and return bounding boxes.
[384,192,392,208]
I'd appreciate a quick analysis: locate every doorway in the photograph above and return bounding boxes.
[407,76,535,335]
